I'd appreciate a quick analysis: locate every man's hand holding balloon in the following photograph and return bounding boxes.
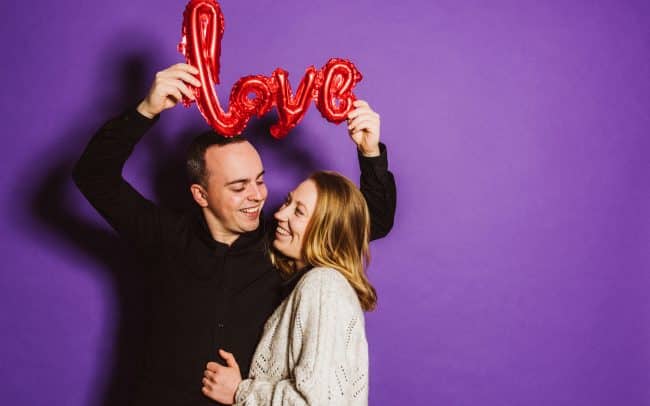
[136,63,201,119]
[347,100,381,157]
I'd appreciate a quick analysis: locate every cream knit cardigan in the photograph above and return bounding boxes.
[235,267,369,405]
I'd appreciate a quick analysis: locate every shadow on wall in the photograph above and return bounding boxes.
[16,37,326,405]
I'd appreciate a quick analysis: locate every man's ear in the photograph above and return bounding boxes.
[190,184,209,207]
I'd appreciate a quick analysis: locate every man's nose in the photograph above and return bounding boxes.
[248,183,263,201]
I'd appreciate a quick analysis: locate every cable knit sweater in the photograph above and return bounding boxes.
[235,267,369,405]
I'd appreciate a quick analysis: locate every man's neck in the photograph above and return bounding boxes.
[209,228,239,246]
[202,209,240,246]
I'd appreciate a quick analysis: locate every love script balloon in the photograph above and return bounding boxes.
[178,0,363,138]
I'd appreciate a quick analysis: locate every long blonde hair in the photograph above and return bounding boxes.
[271,171,377,311]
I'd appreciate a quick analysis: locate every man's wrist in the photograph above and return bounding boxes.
[136,101,157,119]
[358,143,388,168]
[358,146,381,158]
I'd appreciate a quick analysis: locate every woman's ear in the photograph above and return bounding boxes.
[190,184,209,208]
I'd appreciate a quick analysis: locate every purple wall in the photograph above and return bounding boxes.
[1,1,648,405]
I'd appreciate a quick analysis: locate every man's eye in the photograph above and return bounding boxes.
[232,187,245,192]
[256,179,265,185]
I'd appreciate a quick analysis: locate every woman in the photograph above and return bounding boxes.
[202,171,377,405]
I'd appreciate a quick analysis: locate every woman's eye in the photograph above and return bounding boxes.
[296,208,304,216]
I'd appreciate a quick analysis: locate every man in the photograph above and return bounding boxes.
[73,63,396,405]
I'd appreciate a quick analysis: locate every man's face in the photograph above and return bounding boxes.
[202,141,267,239]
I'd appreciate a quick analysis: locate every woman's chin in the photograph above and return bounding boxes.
[272,239,289,256]
[273,240,302,264]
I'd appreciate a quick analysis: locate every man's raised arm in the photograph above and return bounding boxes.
[72,63,201,248]
[347,100,397,240]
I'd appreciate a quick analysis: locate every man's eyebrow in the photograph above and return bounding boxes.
[224,170,265,186]
[225,178,248,186]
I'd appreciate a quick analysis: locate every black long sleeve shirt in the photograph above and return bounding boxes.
[72,109,396,406]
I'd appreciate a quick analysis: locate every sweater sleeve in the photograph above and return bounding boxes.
[234,269,368,405]
[72,109,172,253]
[358,143,397,241]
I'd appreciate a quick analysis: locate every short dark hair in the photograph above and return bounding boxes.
[186,131,248,187]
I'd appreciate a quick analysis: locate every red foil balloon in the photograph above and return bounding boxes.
[231,75,274,117]
[179,0,363,138]
[180,0,244,135]
[270,67,318,139]
[317,58,362,123]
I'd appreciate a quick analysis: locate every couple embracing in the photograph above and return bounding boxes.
[73,63,396,405]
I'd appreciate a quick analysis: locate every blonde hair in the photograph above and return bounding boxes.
[271,171,377,311]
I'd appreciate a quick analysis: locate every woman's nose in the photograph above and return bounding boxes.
[274,205,288,221]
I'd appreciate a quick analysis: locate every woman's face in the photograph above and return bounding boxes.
[273,179,318,268]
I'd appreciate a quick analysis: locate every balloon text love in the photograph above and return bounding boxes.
[179,0,363,138]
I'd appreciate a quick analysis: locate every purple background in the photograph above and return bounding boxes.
[1,1,649,405]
